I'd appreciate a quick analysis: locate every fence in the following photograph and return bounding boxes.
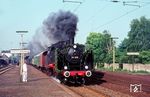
[104,63,150,72]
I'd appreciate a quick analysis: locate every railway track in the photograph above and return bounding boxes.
[102,73,150,93]
[92,71,150,97]
[65,85,109,97]
[34,65,150,97]
[104,75,150,93]
[0,65,14,75]
[37,67,135,97]
[49,71,132,97]
[50,75,109,97]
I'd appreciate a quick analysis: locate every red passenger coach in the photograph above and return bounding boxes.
[40,52,45,67]
[33,51,55,74]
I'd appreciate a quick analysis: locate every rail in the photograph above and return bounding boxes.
[65,85,109,97]
[0,65,15,75]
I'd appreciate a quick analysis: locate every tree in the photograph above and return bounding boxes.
[85,31,111,64]
[119,16,150,64]
[120,16,150,52]
[139,51,150,64]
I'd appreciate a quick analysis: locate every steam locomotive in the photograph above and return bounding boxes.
[32,41,94,84]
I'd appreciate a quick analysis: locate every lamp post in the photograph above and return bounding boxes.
[16,31,28,82]
[111,37,118,71]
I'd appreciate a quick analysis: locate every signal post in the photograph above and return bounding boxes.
[127,52,139,71]
[11,31,29,82]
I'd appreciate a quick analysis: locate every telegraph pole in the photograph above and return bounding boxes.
[111,37,118,71]
[16,31,28,82]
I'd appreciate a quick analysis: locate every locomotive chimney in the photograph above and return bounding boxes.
[70,37,74,44]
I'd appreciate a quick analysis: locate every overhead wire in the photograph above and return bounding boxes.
[62,0,150,32]
[83,0,111,32]
[62,0,85,13]
[87,3,109,23]
[95,1,150,31]
[73,0,85,12]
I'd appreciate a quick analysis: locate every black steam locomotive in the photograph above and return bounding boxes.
[32,41,94,84]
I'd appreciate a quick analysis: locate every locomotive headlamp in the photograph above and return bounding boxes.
[85,65,88,69]
[64,66,68,70]
[73,45,77,48]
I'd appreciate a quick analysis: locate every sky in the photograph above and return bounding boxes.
[0,0,150,50]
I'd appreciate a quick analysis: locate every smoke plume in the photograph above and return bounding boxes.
[28,10,78,56]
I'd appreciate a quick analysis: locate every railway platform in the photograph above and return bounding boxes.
[0,65,80,97]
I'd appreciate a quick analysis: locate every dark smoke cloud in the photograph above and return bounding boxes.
[28,10,78,56]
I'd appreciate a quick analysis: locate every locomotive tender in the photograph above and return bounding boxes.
[32,41,94,84]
